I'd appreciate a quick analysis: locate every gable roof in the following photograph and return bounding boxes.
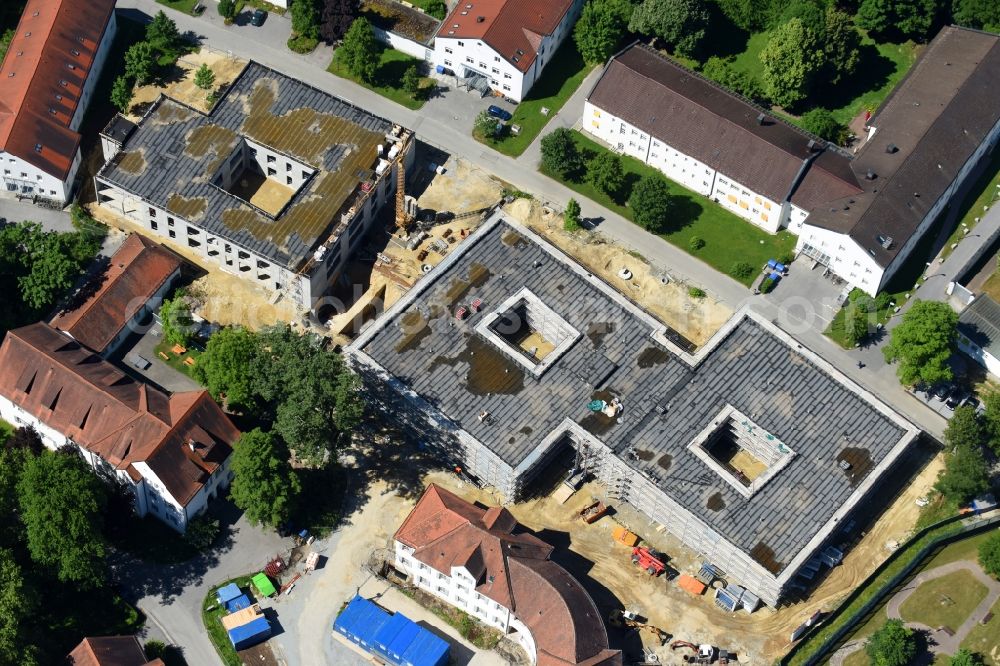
[0,0,116,179]
[586,43,862,211]
[0,323,238,505]
[959,293,1000,358]
[803,26,1000,268]
[436,0,576,73]
[66,636,163,666]
[50,234,183,353]
[395,485,621,666]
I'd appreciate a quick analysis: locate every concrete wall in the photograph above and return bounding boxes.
[373,26,432,61]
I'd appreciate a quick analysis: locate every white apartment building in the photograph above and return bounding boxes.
[95,61,413,311]
[433,0,583,102]
[0,0,117,204]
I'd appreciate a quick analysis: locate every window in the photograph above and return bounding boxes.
[148,207,156,217]
[267,167,276,176]
[168,230,176,239]
[503,73,511,79]
[494,56,500,62]
[479,62,487,69]
[266,154,276,163]
[286,162,292,172]
[457,41,464,46]
[445,47,453,54]
[150,221,158,230]
[465,56,474,64]
[286,176,292,185]
[444,59,452,66]
[302,170,309,180]
[491,67,499,74]
[167,218,175,227]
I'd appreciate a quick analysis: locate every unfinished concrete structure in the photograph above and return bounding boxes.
[349,214,920,606]
[94,61,414,311]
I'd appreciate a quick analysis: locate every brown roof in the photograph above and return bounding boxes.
[66,636,162,666]
[0,323,238,506]
[0,0,116,179]
[586,43,862,211]
[803,26,1000,268]
[395,485,621,666]
[50,234,183,353]
[436,0,576,73]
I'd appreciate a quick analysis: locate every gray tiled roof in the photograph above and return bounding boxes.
[362,220,910,572]
[959,294,1000,357]
[98,62,393,271]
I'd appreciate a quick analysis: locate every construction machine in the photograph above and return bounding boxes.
[631,547,667,575]
[609,609,669,646]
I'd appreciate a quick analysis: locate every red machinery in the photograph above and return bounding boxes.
[631,547,667,575]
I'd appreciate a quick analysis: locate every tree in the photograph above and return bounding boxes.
[574,0,635,64]
[230,429,302,527]
[865,619,916,666]
[952,0,1000,31]
[801,108,846,144]
[586,152,625,198]
[951,648,984,666]
[146,11,181,56]
[194,327,260,411]
[160,295,196,347]
[194,63,215,90]
[629,0,709,57]
[944,406,984,451]
[402,64,421,97]
[291,0,320,38]
[424,0,447,19]
[715,0,771,30]
[979,531,1000,579]
[936,440,989,503]
[182,515,219,550]
[339,18,379,83]
[17,450,107,588]
[218,0,236,19]
[564,198,583,231]
[474,110,501,138]
[124,41,155,86]
[981,391,1000,454]
[857,0,943,39]
[883,300,958,386]
[540,128,584,180]
[701,57,767,102]
[0,448,32,548]
[4,426,43,455]
[759,18,822,108]
[320,0,360,43]
[822,8,861,85]
[0,549,37,666]
[843,294,874,346]
[628,175,673,232]
[1,222,79,310]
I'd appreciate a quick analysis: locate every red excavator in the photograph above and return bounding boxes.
[631,547,667,575]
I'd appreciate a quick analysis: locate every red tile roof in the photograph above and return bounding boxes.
[395,485,621,666]
[66,636,162,666]
[437,0,576,73]
[50,234,183,353]
[0,0,116,179]
[0,323,238,506]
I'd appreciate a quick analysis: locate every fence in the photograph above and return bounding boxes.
[782,509,1000,665]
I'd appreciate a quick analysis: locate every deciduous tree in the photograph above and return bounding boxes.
[629,0,709,57]
[936,438,990,503]
[801,108,846,144]
[194,327,260,412]
[980,391,1000,454]
[944,406,984,451]
[0,549,38,666]
[883,300,957,386]
[701,57,766,102]
[402,64,421,96]
[146,11,182,56]
[586,152,624,197]
[320,0,360,43]
[218,0,236,20]
[715,0,771,30]
[979,531,1000,580]
[540,128,584,180]
[822,7,861,84]
[230,429,302,527]
[339,17,379,83]
[574,0,635,64]
[17,450,107,588]
[124,41,155,86]
[865,619,916,666]
[628,175,673,232]
[952,0,1000,30]
[951,648,984,666]
[159,295,196,347]
[291,0,320,38]
[857,0,943,39]
[759,18,822,108]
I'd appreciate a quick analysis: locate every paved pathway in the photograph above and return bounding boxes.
[829,560,1000,665]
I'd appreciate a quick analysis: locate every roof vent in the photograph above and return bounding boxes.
[885,143,898,154]
[878,234,893,249]
[756,113,765,125]
[67,63,75,70]
[452,23,459,27]
[461,10,467,14]
[6,72,13,78]
[466,3,472,6]
[24,31,30,37]
[868,248,876,257]
[513,56,519,62]
[32,11,38,16]
[865,169,876,180]
[71,49,80,56]
[516,49,525,55]
[48,107,56,115]
[807,139,819,151]
[59,79,67,86]
[34,144,42,153]
[477,15,485,22]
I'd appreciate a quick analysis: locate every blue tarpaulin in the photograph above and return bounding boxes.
[225,593,252,613]
[216,583,241,605]
[334,596,449,666]
[228,616,271,650]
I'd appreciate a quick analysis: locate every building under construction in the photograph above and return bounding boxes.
[94,61,414,310]
[349,213,920,607]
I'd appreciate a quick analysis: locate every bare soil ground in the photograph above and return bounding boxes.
[504,198,732,346]
[128,49,247,119]
[416,157,503,215]
[87,203,299,329]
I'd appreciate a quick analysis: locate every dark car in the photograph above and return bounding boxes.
[250,8,267,26]
[487,105,512,121]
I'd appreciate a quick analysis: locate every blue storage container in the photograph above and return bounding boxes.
[228,616,271,650]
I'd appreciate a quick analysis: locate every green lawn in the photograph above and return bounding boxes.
[155,340,204,381]
[0,418,13,445]
[544,131,796,285]
[328,47,430,110]
[941,147,1000,261]
[476,40,594,157]
[155,0,202,15]
[403,0,444,16]
[962,595,1000,665]
[203,576,257,666]
[924,527,998,570]
[842,648,870,666]
[899,569,988,631]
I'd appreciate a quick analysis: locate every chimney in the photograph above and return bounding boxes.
[865,169,876,180]
[886,143,898,154]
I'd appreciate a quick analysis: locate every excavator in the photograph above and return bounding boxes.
[670,641,733,664]
[608,609,670,646]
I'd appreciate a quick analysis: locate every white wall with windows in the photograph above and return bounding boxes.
[795,225,885,295]
[583,100,791,233]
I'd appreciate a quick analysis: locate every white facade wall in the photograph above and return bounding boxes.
[70,10,118,133]
[373,26,432,61]
[433,0,581,102]
[795,224,885,295]
[583,100,790,233]
[958,333,1000,378]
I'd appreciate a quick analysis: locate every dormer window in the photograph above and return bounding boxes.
[67,63,75,70]
[71,48,80,56]
[34,144,42,153]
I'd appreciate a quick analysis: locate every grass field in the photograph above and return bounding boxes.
[476,40,593,157]
[155,340,203,380]
[328,47,430,110]
[899,569,988,631]
[203,576,257,666]
[544,131,795,285]
[962,595,1000,665]
[941,148,1000,262]
[155,0,202,15]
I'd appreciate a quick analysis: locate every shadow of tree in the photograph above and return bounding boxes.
[808,43,896,113]
[664,195,705,233]
[701,4,751,60]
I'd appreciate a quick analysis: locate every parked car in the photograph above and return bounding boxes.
[250,8,267,25]
[932,384,951,401]
[487,105,512,121]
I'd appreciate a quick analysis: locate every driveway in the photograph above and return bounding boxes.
[0,197,73,232]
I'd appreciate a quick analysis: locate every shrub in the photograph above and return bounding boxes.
[144,640,166,660]
[425,0,447,19]
[564,198,582,232]
[688,236,705,251]
[688,286,706,299]
[730,261,755,280]
[865,619,916,666]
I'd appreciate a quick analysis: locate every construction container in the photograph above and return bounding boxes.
[228,616,271,650]
[612,526,639,547]
[221,605,263,631]
[334,595,449,666]
[224,593,252,613]
[216,583,241,605]
[677,574,707,596]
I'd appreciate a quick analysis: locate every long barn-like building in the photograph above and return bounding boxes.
[349,213,919,606]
